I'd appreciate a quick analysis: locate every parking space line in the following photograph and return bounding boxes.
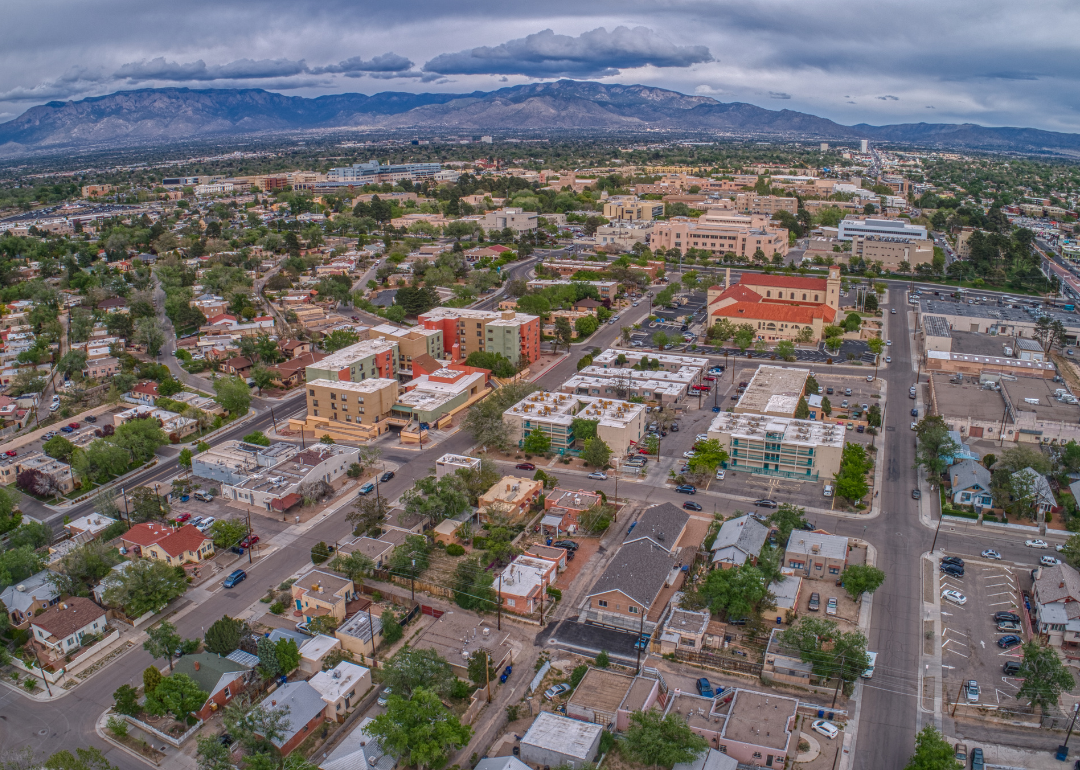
[943,628,969,637]
[986,591,1014,597]
[988,600,1017,607]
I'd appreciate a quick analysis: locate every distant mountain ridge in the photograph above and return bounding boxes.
[1,80,1078,156]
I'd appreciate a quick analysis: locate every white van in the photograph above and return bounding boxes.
[823,484,834,497]
[861,651,877,679]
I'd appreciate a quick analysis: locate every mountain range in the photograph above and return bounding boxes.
[1,80,1079,156]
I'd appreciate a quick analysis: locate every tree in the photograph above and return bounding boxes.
[1016,640,1075,711]
[820,396,832,416]
[207,518,248,549]
[695,562,771,619]
[213,375,251,416]
[195,735,233,770]
[143,665,163,694]
[781,617,869,694]
[57,350,89,378]
[867,337,885,360]
[144,672,207,720]
[522,430,551,454]
[867,403,882,428]
[769,503,808,548]
[581,437,612,468]
[16,468,61,498]
[903,725,955,770]
[794,396,810,419]
[553,316,574,352]
[43,748,118,770]
[367,687,472,770]
[579,503,614,534]
[466,649,498,687]
[733,324,754,352]
[453,556,496,611]
[381,647,455,699]
[687,438,728,475]
[840,564,886,600]
[142,620,182,671]
[223,701,293,755]
[323,329,360,353]
[915,416,960,479]
[257,636,281,678]
[113,418,170,463]
[250,366,274,393]
[0,486,21,535]
[388,535,431,578]
[381,609,403,645]
[178,447,193,468]
[651,330,670,351]
[128,485,168,522]
[135,317,166,357]
[112,684,140,716]
[834,443,872,503]
[276,638,301,674]
[774,339,796,360]
[330,551,375,585]
[864,292,878,312]
[107,560,188,619]
[623,710,708,769]
[574,315,599,338]
[347,494,390,537]
[204,615,245,655]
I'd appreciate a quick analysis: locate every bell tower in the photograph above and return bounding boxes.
[826,266,841,312]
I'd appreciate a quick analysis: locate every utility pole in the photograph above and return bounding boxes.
[245,509,253,564]
[831,653,845,708]
[366,604,377,669]
[410,559,415,601]
[497,574,502,631]
[1061,703,1080,752]
[930,494,946,553]
[485,651,492,703]
[31,644,53,696]
[539,582,544,624]
[612,459,619,519]
[950,680,965,717]
[269,406,277,435]
[635,605,646,675]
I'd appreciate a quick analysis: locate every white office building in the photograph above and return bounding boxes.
[837,217,927,242]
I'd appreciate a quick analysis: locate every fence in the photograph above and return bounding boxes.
[673,647,764,676]
[123,715,203,748]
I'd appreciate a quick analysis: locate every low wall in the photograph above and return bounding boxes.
[11,657,65,684]
[124,715,203,748]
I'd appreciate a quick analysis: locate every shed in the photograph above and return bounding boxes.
[520,712,603,769]
[433,519,462,546]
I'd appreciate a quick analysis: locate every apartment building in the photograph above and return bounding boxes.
[326,160,441,184]
[734,194,797,216]
[304,338,398,383]
[392,366,490,426]
[591,349,708,379]
[836,217,927,242]
[560,367,696,405]
[601,196,665,221]
[525,279,618,301]
[367,323,444,379]
[292,378,400,441]
[502,391,646,454]
[707,411,845,482]
[481,207,538,233]
[651,212,789,259]
[0,452,75,494]
[418,308,541,366]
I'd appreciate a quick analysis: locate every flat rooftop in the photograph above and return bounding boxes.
[578,365,698,385]
[923,315,951,338]
[736,365,810,416]
[708,411,845,448]
[413,612,512,672]
[927,350,1057,373]
[1002,377,1080,423]
[948,330,1013,357]
[504,391,645,429]
[930,373,1008,422]
[312,338,397,371]
[420,307,537,324]
[307,377,397,394]
[370,323,440,339]
[521,713,602,760]
[566,668,635,715]
[721,689,797,750]
[920,298,1080,330]
[562,374,685,397]
[592,348,709,371]
[525,279,618,288]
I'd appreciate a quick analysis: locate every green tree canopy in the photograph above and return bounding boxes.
[840,564,886,601]
[381,647,456,699]
[107,561,188,619]
[1016,640,1075,711]
[213,375,251,416]
[144,672,207,720]
[903,725,956,770]
[368,687,472,770]
[781,617,869,694]
[204,615,245,656]
[623,710,708,769]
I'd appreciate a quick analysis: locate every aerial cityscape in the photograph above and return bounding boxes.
[3,6,1080,770]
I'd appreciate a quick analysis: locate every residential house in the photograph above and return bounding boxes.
[173,652,255,720]
[658,607,710,653]
[710,514,770,568]
[298,634,342,675]
[583,539,675,634]
[96,298,128,314]
[0,451,76,494]
[335,609,384,658]
[542,488,602,533]
[624,502,690,553]
[1033,563,1080,656]
[497,556,559,615]
[519,712,603,770]
[673,750,738,770]
[475,759,529,770]
[478,476,543,522]
[257,681,327,755]
[224,356,253,378]
[125,381,160,406]
[950,459,993,509]
[308,661,371,721]
[267,351,327,389]
[432,519,462,546]
[337,536,396,569]
[1,570,59,629]
[319,717,396,770]
[282,339,313,359]
[30,598,108,660]
[65,513,117,539]
[1013,466,1058,516]
[292,570,355,624]
[767,574,804,625]
[565,667,661,731]
[784,532,849,579]
[121,522,215,565]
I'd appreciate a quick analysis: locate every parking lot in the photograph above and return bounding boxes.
[4,404,132,461]
[168,492,293,547]
[936,553,1028,710]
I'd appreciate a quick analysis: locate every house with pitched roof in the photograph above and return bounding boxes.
[583,539,675,633]
[624,503,690,554]
[1033,562,1080,656]
[710,514,770,568]
[319,717,397,770]
[1,570,59,629]
[30,597,108,660]
[121,522,215,565]
[1012,467,1058,516]
[257,681,327,755]
[949,459,993,509]
[173,652,255,720]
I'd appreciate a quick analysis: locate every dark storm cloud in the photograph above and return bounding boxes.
[115,57,309,82]
[769,92,791,99]
[312,53,414,75]
[423,26,712,78]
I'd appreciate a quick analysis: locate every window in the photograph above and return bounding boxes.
[313,410,319,417]
[312,400,318,407]
[629,605,638,614]
[331,393,336,400]
[829,566,840,575]
[597,599,608,607]
[224,686,231,699]
[308,390,314,396]
[789,560,805,570]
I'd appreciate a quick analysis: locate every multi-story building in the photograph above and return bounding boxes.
[293,378,400,441]
[836,216,927,242]
[851,235,934,269]
[591,349,708,379]
[651,211,789,259]
[706,267,841,343]
[734,194,797,216]
[733,366,809,417]
[435,454,481,478]
[560,368,694,406]
[391,366,490,427]
[707,411,845,482]
[601,196,665,221]
[481,207,538,233]
[304,338,398,383]
[418,308,540,366]
[478,476,544,521]
[525,279,619,301]
[497,556,559,615]
[502,391,647,454]
[326,160,441,184]
[0,452,75,494]
[367,324,444,380]
[594,223,654,250]
[292,569,355,624]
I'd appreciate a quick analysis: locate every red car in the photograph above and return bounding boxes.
[515,462,536,471]
[638,447,651,455]
[241,534,260,548]
[174,513,191,523]
[4,450,16,457]
[68,422,80,429]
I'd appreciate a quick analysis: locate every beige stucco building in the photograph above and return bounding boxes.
[478,476,544,521]
[502,391,647,454]
[707,410,845,483]
[651,212,789,259]
[291,378,400,441]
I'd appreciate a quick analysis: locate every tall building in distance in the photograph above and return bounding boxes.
[326,160,441,184]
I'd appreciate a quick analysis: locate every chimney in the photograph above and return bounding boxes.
[1061,581,1066,589]
[194,661,200,671]
[271,700,276,707]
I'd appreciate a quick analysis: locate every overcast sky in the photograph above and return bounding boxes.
[1,0,1076,133]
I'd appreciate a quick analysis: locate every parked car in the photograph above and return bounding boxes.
[954,743,967,766]
[912,489,921,499]
[715,469,725,480]
[965,679,980,703]
[942,590,967,605]
[971,748,984,770]
[196,516,216,531]
[695,434,709,441]
[997,635,1023,649]
[84,415,97,423]
[994,611,1021,623]
[552,540,579,551]
[193,490,213,502]
[683,501,703,511]
[359,483,375,495]
[1041,556,1062,566]
[544,683,571,700]
[634,635,649,651]
[515,462,536,471]
[1025,539,1049,548]
[981,549,1001,559]
[683,451,697,459]
[941,556,964,567]
[695,677,714,697]
[940,563,964,577]
[910,408,918,417]
[675,485,697,494]
[808,592,820,611]
[380,471,395,483]
[1002,661,1022,675]
[996,621,1022,632]
[587,472,608,480]
[754,499,778,508]
[377,687,392,707]
[826,597,838,616]
[240,534,260,548]
[811,720,839,739]
[60,426,74,433]
[223,569,247,588]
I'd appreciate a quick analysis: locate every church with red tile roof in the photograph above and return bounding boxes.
[706,266,842,343]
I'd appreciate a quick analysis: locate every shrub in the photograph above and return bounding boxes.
[546,586,562,600]
[451,678,473,699]
[446,543,466,557]
[311,541,332,564]
[23,678,36,692]
[270,602,286,615]
[106,716,128,738]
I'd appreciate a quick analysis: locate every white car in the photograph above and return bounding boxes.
[981,549,1002,560]
[941,590,967,606]
[886,340,892,346]
[196,516,216,531]
[696,434,709,442]
[1026,539,1050,548]
[1041,556,1062,567]
[683,451,696,459]
[885,356,891,363]
[891,309,897,314]
[812,720,839,740]
[587,472,608,480]
[911,422,918,430]
[1056,544,1067,552]
[715,469,725,480]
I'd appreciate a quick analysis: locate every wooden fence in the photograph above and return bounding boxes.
[674,647,764,676]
